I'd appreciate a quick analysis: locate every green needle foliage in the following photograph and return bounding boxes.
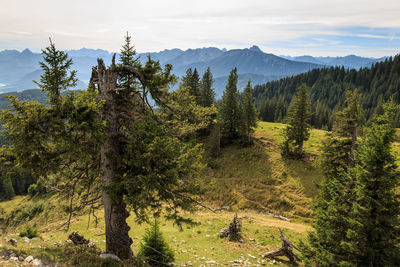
[34,38,77,103]
[139,219,174,267]
[343,99,400,266]
[219,68,241,141]
[281,83,311,158]
[240,80,258,143]
[199,67,215,107]
[303,90,362,266]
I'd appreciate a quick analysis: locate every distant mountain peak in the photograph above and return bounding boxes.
[21,48,33,55]
[249,45,263,53]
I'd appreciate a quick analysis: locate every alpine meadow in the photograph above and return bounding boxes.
[1,1,400,266]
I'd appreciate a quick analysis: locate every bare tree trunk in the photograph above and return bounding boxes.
[298,141,304,156]
[92,58,133,260]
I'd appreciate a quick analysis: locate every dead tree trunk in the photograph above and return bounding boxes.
[90,57,142,260]
[263,230,300,265]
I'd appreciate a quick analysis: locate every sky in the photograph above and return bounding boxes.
[1,0,400,57]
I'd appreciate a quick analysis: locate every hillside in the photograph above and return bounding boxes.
[0,122,329,266]
[254,54,400,129]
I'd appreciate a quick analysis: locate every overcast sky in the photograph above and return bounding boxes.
[1,0,400,57]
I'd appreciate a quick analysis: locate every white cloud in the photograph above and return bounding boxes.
[0,0,399,56]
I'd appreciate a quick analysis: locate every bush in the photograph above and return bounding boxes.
[138,219,174,267]
[7,202,44,225]
[27,179,48,197]
[19,225,39,239]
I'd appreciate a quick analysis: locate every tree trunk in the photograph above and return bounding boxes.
[298,141,304,156]
[93,58,133,260]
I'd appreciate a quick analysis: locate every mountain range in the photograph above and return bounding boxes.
[0,46,386,97]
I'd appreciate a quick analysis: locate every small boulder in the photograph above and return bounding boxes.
[219,228,229,238]
[5,238,18,247]
[18,256,25,261]
[9,256,18,261]
[99,253,121,262]
[25,255,34,263]
[23,237,30,243]
[31,258,43,266]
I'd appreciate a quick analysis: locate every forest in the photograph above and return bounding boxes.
[0,34,399,267]
[254,56,400,129]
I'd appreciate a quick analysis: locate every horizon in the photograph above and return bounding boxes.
[0,46,392,59]
[1,0,400,58]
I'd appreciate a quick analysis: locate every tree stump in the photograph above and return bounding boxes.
[68,231,90,245]
[263,230,300,265]
[220,214,243,242]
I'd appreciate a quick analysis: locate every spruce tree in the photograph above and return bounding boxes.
[182,68,200,104]
[343,99,400,266]
[138,219,175,266]
[303,91,362,266]
[199,67,215,107]
[281,83,311,158]
[118,31,140,91]
[240,81,258,142]
[34,38,77,103]
[219,68,241,140]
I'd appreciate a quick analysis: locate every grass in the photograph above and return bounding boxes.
[5,121,395,266]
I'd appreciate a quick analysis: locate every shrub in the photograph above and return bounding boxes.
[138,219,174,267]
[19,225,39,239]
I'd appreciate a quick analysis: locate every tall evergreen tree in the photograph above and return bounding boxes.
[199,67,215,107]
[303,91,362,266]
[219,68,241,140]
[182,68,200,104]
[281,83,311,158]
[1,38,211,260]
[118,31,140,91]
[34,38,77,103]
[343,99,400,266]
[240,81,258,142]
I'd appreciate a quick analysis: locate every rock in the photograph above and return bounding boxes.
[5,238,17,247]
[249,238,255,242]
[99,253,121,262]
[23,237,30,243]
[18,256,25,261]
[9,256,18,261]
[25,256,34,263]
[88,242,96,248]
[68,231,89,245]
[65,240,73,245]
[206,260,217,265]
[200,257,206,260]
[31,258,43,266]
[219,228,229,238]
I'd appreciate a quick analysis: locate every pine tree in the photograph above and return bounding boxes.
[182,68,200,104]
[34,38,77,103]
[281,83,311,158]
[219,68,241,140]
[2,37,209,260]
[139,219,175,266]
[199,67,215,107]
[303,91,362,266]
[118,31,140,91]
[240,81,258,142]
[343,99,400,266]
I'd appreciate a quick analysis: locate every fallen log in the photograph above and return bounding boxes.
[263,229,300,264]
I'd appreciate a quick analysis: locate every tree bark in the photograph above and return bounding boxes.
[92,58,133,260]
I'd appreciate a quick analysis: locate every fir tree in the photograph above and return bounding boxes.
[281,83,311,158]
[118,31,140,91]
[139,219,175,267]
[182,68,201,104]
[219,68,241,140]
[303,91,362,266]
[240,81,258,142]
[199,67,215,107]
[34,38,77,103]
[343,99,400,266]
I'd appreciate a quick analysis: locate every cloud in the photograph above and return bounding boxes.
[0,0,399,56]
